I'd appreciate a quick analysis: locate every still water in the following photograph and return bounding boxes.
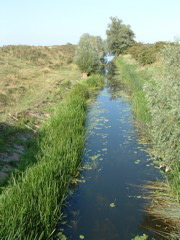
[57,84,161,240]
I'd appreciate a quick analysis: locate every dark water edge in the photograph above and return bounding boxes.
[54,84,164,240]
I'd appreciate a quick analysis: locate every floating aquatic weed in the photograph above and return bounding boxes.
[109,202,116,208]
[135,160,141,164]
[94,127,102,130]
[102,148,107,151]
[83,165,93,170]
[131,234,148,240]
[90,155,99,161]
[56,232,67,240]
[79,235,85,239]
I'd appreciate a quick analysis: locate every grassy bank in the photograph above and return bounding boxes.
[0,74,104,239]
[113,44,180,238]
[0,45,77,123]
[0,45,81,181]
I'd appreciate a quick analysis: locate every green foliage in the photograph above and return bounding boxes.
[74,34,105,74]
[85,74,104,88]
[128,44,156,65]
[144,44,180,199]
[131,234,148,240]
[106,17,135,55]
[0,75,104,239]
[136,45,156,65]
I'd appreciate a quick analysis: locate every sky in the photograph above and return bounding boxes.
[1,0,180,46]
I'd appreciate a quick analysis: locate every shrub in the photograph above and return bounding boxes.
[154,41,167,52]
[128,44,156,65]
[74,34,105,74]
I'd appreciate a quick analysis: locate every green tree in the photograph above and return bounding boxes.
[106,17,135,55]
[74,33,105,74]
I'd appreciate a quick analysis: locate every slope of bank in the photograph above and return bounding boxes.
[0,73,104,239]
[113,45,180,238]
[0,45,80,182]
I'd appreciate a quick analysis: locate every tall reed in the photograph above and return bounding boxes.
[114,44,180,237]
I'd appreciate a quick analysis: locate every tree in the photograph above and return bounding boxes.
[74,33,105,74]
[106,17,135,55]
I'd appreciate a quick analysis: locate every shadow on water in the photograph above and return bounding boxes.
[55,61,165,240]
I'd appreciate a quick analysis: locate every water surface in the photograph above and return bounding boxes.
[57,86,161,240]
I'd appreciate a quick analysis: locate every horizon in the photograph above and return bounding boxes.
[1,0,180,46]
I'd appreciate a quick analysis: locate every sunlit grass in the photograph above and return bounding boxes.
[115,58,151,126]
[0,75,104,239]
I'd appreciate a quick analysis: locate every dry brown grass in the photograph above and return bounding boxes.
[145,182,180,239]
[0,45,80,122]
[0,44,80,181]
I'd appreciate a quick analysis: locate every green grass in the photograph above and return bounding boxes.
[114,58,151,126]
[0,74,104,239]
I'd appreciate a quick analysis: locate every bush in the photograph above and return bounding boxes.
[137,45,156,65]
[74,34,105,74]
[128,44,156,65]
[154,41,167,52]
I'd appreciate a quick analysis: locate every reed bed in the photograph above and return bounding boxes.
[114,44,180,238]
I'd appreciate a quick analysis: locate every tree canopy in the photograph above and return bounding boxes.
[74,33,105,74]
[106,17,135,55]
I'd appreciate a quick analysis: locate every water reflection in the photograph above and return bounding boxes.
[55,73,164,239]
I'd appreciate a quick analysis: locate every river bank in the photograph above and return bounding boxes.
[0,73,104,239]
[113,49,180,239]
[0,45,81,183]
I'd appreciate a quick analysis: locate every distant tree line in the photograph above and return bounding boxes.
[74,17,171,73]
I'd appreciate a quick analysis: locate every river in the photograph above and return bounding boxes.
[55,64,162,240]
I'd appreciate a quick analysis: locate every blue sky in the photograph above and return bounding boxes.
[1,0,180,46]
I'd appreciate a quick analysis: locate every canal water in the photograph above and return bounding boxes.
[56,76,162,239]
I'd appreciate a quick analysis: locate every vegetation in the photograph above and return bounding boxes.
[113,57,151,126]
[0,44,78,122]
[144,45,180,237]
[131,234,148,240]
[128,41,168,65]
[106,17,135,55]
[0,44,81,181]
[114,43,180,238]
[0,74,104,239]
[128,44,156,65]
[74,33,105,74]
